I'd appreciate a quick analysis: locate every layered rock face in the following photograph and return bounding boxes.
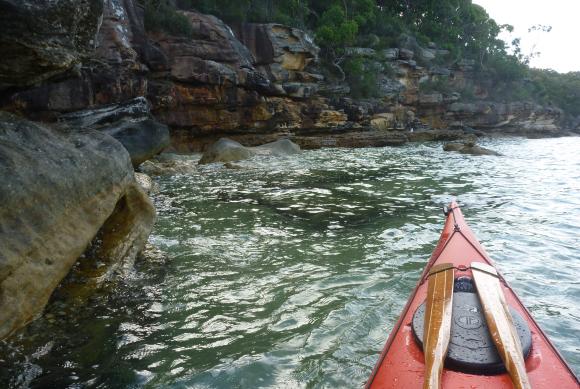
[146,13,349,148]
[0,112,155,340]
[356,42,563,135]
[234,23,322,98]
[0,0,103,89]
[147,11,273,133]
[445,102,562,133]
[0,1,357,151]
[0,1,565,154]
[0,0,148,119]
[60,97,171,167]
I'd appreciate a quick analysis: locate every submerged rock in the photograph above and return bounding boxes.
[255,139,301,156]
[0,112,155,340]
[224,162,244,169]
[199,138,256,165]
[199,138,301,164]
[139,154,199,176]
[443,141,501,156]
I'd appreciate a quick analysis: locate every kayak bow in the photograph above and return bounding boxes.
[366,201,579,388]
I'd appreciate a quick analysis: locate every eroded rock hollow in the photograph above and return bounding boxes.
[0,112,155,340]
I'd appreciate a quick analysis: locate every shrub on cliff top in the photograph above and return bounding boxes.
[141,0,193,37]
[344,56,381,99]
[315,5,358,48]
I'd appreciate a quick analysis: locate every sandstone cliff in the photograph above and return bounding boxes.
[0,1,567,155]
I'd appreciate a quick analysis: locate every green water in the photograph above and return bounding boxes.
[1,137,579,388]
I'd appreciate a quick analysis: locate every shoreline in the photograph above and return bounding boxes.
[167,126,580,154]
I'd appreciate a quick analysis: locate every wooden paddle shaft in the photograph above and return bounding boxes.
[423,263,455,389]
[472,262,531,389]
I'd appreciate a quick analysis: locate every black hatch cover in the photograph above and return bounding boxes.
[411,279,532,375]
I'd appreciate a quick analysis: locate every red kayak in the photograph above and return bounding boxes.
[367,201,579,388]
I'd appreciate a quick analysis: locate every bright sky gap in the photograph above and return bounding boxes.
[474,0,580,73]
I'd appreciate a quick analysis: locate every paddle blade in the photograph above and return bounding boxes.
[472,262,531,389]
[423,263,455,389]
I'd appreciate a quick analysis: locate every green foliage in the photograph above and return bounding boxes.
[192,0,310,27]
[485,54,527,82]
[343,56,381,99]
[187,1,511,68]
[315,5,358,47]
[185,0,580,118]
[142,0,193,37]
[349,0,376,32]
[529,70,580,118]
[191,0,250,22]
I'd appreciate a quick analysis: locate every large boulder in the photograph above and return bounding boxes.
[0,0,104,90]
[100,119,170,167]
[60,97,171,166]
[0,112,155,340]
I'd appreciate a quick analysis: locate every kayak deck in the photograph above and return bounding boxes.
[366,202,579,388]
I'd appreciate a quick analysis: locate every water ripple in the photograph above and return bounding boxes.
[1,137,579,387]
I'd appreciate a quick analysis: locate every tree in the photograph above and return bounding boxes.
[315,4,358,47]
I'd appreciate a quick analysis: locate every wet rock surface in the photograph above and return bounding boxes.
[199,138,301,164]
[0,112,155,340]
[139,153,199,176]
[135,172,159,194]
[100,119,170,167]
[443,140,501,156]
[199,138,256,164]
[255,138,301,156]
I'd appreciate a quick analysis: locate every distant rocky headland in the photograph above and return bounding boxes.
[0,0,579,340]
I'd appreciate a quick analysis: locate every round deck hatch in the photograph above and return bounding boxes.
[412,287,532,375]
